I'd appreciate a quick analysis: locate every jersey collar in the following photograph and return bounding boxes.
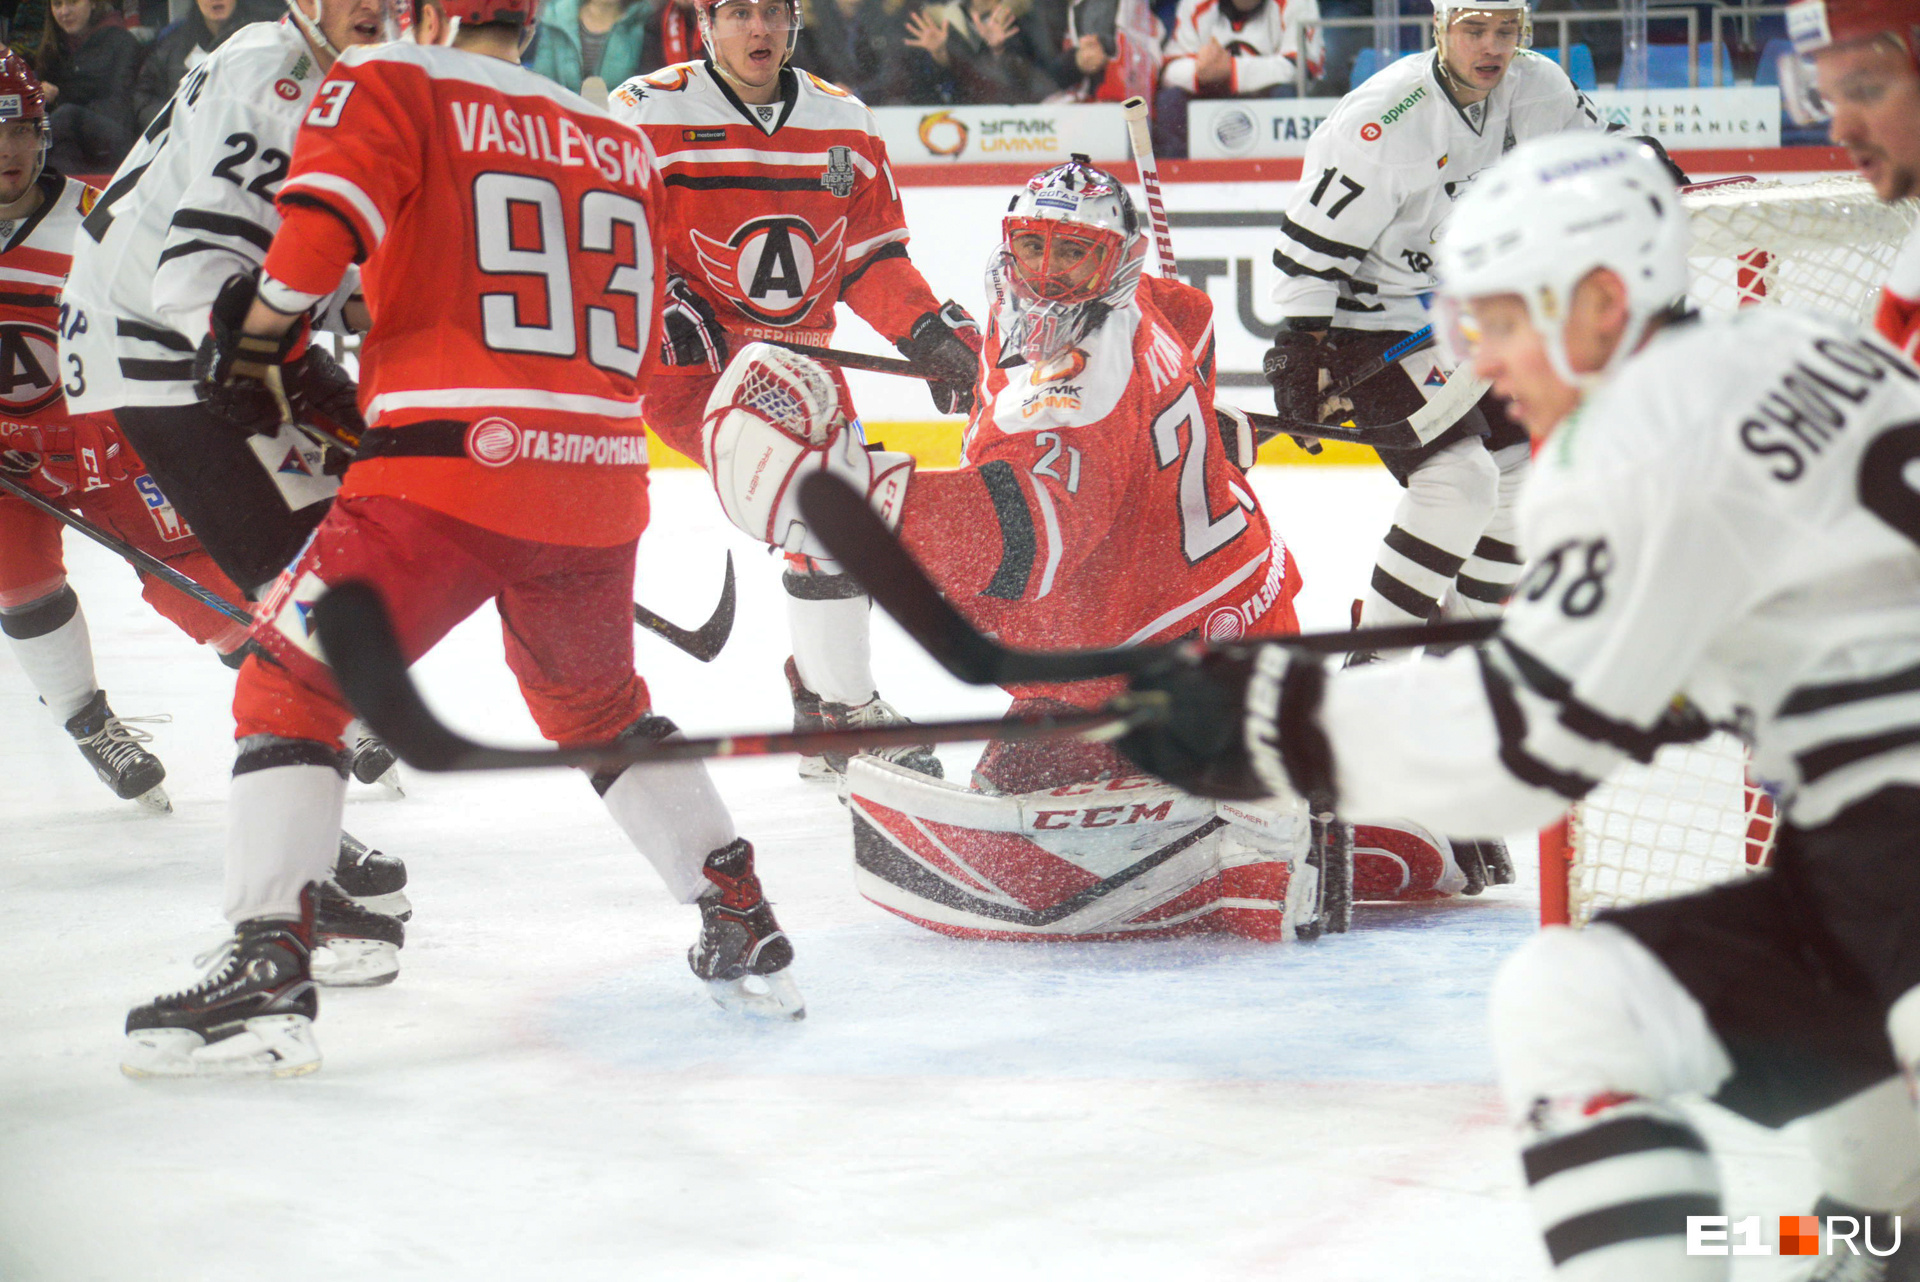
[1431,51,1495,137]
[706,59,799,135]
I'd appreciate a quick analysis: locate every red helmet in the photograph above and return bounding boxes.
[0,51,48,126]
[1782,0,1920,120]
[437,0,540,26]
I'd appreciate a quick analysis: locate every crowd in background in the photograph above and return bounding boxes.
[0,0,1793,175]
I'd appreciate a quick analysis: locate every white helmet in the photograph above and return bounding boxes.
[988,155,1146,366]
[1436,132,1688,387]
[1433,0,1533,58]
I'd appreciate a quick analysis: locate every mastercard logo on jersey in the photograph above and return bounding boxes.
[0,321,64,416]
[690,215,848,327]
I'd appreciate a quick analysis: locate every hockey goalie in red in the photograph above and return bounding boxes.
[708,157,1354,943]
[121,4,805,1081]
[608,1,980,784]
[0,51,251,813]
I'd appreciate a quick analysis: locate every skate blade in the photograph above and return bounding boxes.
[704,969,806,1020]
[134,784,173,814]
[797,755,838,783]
[366,764,405,797]
[312,940,400,988]
[121,1015,320,1079]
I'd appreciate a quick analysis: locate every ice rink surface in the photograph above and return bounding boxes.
[1,468,1821,1280]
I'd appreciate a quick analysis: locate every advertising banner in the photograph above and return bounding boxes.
[871,103,1130,166]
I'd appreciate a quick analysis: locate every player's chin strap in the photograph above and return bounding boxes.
[284,0,345,68]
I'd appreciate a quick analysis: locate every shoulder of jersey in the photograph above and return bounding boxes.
[345,41,604,113]
[1503,47,1580,101]
[1321,52,1437,161]
[787,68,881,135]
[14,174,95,255]
[197,20,328,115]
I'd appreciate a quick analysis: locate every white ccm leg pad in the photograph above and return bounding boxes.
[1807,1076,1920,1213]
[1494,925,1736,1279]
[601,761,738,905]
[1361,437,1499,628]
[224,760,348,923]
[787,590,876,707]
[848,757,1312,941]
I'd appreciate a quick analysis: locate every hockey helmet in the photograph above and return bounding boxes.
[1434,131,1689,386]
[989,155,1145,364]
[283,0,415,65]
[0,52,49,188]
[1780,0,1920,121]
[1432,0,1533,51]
[694,0,803,66]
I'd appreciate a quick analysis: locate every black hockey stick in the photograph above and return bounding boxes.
[795,472,1497,684]
[633,551,735,662]
[0,471,253,626]
[312,579,1158,772]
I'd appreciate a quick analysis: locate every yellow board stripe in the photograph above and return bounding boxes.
[640,422,1379,469]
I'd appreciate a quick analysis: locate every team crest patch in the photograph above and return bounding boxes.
[466,417,520,467]
[1424,366,1448,387]
[269,569,330,662]
[821,146,856,197]
[691,215,848,326]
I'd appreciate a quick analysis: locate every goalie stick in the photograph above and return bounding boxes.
[0,471,253,626]
[794,472,1497,684]
[311,579,1159,772]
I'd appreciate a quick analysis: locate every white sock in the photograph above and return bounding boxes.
[1,588,98,722]
[787,591,876,705]
[1361,439,1498,628]
[224,759,347,923]
[600,760,737,904]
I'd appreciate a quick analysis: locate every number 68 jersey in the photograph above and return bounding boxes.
[1314,309,1920,833]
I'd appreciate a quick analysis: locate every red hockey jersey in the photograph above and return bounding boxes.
[608,60,939,360]
[263,42,666,546]
[901,276,1299,704]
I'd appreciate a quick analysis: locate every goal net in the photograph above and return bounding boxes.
[1539,176,1916,926]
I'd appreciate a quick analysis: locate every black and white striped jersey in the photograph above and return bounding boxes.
[1270,49,1599,335]
[1284,308,1920,832]
[60,20,350,412]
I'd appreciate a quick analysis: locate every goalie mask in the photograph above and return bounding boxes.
[990,155,1145,366]
[1780,0,1920,122]
[1435,132,1689,386]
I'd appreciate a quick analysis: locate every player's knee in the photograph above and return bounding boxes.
[1407,439,1499,524]
[1491,924,1733,1119]
[0,581,77,636]
[232,649,353,746]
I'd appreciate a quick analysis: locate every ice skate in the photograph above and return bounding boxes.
[1451,838,1514,895]
[333,831,411,919]
[123,914,320,1078]
[346,720,403,795]
[689,839,804,1020]
[784,657,941,783]
[64,688,171,812]
[311,880,404,987]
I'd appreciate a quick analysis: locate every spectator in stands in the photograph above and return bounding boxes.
[1041,0,1163,103]
[1154,0,1323,156]
[792,0,926,103]
[903,0,1059,103]
[33,0,139,174]
[132,0,276,129]
[527,0,653,93]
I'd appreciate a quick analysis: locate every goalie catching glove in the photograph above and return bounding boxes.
[1117,643,1332,808]
[702,342,915,561]
[193,272,365,451]
[896,300,983,415]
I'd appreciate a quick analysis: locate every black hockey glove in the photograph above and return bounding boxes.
[195,272,367,450]
[1118,643,1336,805]
[1262,327,1353,425]
[659,273,729,372]
[897,300,983,415]
[1631,133,1691,186]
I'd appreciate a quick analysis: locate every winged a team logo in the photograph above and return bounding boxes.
[689,215,847,327]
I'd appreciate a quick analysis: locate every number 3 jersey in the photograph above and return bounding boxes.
[259,42,667,547]
[901,276,1299,704]
[1300,309,1920,834]
[1271,49,1599,333]
[60,19,350,414]
[608,60,939,357]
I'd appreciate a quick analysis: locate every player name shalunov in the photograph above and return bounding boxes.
[448,102,650,185]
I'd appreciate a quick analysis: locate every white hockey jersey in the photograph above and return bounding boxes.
[1296,310,1920,833]
[1271,49,1599,333]
[59,20,351,412]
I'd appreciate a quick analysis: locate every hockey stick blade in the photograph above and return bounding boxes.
[797,473,1499,684]
[633,551,735,661]
[314,580,1158,772]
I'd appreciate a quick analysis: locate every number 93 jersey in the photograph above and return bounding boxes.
[264,43,667,544]
[1319,310,1920,834]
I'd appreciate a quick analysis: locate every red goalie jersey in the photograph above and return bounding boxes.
[264,43,667,547]
[901,275,1301,711]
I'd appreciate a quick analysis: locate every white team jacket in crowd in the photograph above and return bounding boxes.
[1160,0,1325,95]
[1279,309,1920,834]
[1270,48,1600,334]
[60,20,351,413]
